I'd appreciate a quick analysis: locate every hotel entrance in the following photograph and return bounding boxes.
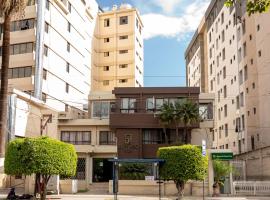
[93,158,113,182]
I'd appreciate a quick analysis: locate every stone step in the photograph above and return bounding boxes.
[87,183,109,194]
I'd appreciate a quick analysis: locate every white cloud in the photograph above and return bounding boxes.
[141,0,210,40]
[155,0,182,13]
[102,6,110,11]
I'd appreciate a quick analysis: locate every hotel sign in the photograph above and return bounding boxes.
[212,152,233,160]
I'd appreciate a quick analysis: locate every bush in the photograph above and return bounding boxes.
[5,137,77,200]
[158,145,208,199]
[119,163,151,180]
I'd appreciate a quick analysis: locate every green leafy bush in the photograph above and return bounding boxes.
[5,137,77,200]
[158,145,208,199]
[119,163,151,180]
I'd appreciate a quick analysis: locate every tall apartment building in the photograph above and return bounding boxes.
[91,4,144,91]
[185,0,270,155]
[0,0,99,112]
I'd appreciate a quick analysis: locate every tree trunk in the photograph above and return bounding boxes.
[175,180,185,200]
[40,175,50,200]
[0,14,11,157]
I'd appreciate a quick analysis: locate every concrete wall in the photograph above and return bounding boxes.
[108,180,208,196]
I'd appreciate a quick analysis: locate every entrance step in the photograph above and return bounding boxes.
[88,182,109,194]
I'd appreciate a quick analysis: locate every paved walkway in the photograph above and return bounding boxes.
[1,194,270,200]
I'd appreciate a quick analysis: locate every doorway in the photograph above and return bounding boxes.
[93,158,113,182]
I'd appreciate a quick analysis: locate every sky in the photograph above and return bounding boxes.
[96,0,211,87]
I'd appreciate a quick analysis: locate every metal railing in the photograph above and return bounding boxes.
[233,181,270,196]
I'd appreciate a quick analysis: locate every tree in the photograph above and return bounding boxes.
[176,100,200,144]
[159,100,200,144]
[159,103,176,144]
[4,137,77,200]
[0,0,27,157]
[225,0,270,15]
[212,160,233,196]
[158,145,208,200]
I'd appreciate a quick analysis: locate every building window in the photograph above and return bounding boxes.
[65,104,69,112]
[221,30,225,42]
[46,0,49,10]
[66,62,70,73]
[242,115,245,130]
[103,66,109,71]
[222,48,226,60]
[92,101,110,118]
[221,12,224,24]
[119,64,128,68]
[119,35,128,40]
[225,124,228,137]
[103,80,109,86]
[120,16,128,25]
[68,2,72,12]
[240,92,244,107]
[244,65,248,81]
[67,42,70,52]
[119,50,128,54]
[252,82,255,89]
[104,18,110,27]
[65,83,69,93]
[251,136,255,150]
[67,22,71,32]
[44,45,48,56]
[119,79,127,83]
[45,22,49,33]
[224,104,227,117]
[43,69,47,80]
[243,42,247,57]
[104,52,109,57]
[121,98,136,113]
[3,66,32,79]
[104,38,109,43]
[42,93,47,102]
[253,107,256,115]
[257,24,260,31]
[258,50,262,57]
[239,70,243,85]
[61,131,91,145]
[249,34,252,40]
[99,131,115,145]
[224,85,227,98]
[223,67,226,79]
[236,95,240,109]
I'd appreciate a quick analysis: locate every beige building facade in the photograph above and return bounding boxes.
[0,0,99,112]
[185,0,270,158]
[92,4,144,91]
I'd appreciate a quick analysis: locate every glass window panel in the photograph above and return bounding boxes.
[121,98,129,109]
[92,101,101,118]
[101,102,109,118]
[129,98,136,109]
[69,133,76,144]
[155,99,164,110]
[8,69,12,79]
[20,43,27,54]
[13,44,20,54]
[82,132,90,142]
[18,67,25,78]
[24,67,32,77]
[12,68,19,78]
[26,43,33,53]
[10,46,14,55]
[146,98,154,110]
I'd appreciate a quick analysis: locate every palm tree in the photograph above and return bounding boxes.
[0,0,26,156]
[158,103,175,144]
[176,99,200,144]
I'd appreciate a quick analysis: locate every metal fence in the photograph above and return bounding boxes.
[233,181,270,196]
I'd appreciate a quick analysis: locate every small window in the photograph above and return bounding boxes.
[67,42,70,52]
[253,107,256,115]
[257,24,260,31]
[65,104,69,112]
[249,34,252,40]
[120,16,128,25]
[66,62,70,73]
[44,45,48,56]
[252,82,255,89]
[104,38,109,43]
[46,0,49,10]
[119,64,128,68]
[104,52,109,57]
[119,79,127,83]
[104,19,110,27]
[68,2,72,12]
[103,66,109,71]
[258,50,262,57]
[43,69,47,80]
[66,83,69,93]
[119,50,128,54]
[103,80,109,86]
[67,22,71,32]
[45,22,49,33]
[119,35,128,40]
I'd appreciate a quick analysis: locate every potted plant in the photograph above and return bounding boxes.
[212,160,232,196]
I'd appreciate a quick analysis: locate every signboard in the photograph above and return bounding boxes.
[145,176,155,181]
[212,152,233,160]
[202,140,206,157]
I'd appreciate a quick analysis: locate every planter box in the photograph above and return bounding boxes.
[60,180,78,194]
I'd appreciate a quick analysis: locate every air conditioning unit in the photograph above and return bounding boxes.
[58,111,74,120]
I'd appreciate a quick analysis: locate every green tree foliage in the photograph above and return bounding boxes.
[225,0,270,15]
[213,160,232,186]
[4,137,77,200]
[159,100,200,144]
[158,145,208,199]
[119,163,151,180]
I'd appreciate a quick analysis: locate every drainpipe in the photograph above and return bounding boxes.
[34,0,46,99]
[7,94,17,142]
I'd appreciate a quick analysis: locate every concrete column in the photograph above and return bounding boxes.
[88,156,93,184]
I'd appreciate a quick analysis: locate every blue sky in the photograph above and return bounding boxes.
[96,0,210,87]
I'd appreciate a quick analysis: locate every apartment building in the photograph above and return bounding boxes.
[0,0,99,112]
[185,0,270,157]
[92,4,144,91]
